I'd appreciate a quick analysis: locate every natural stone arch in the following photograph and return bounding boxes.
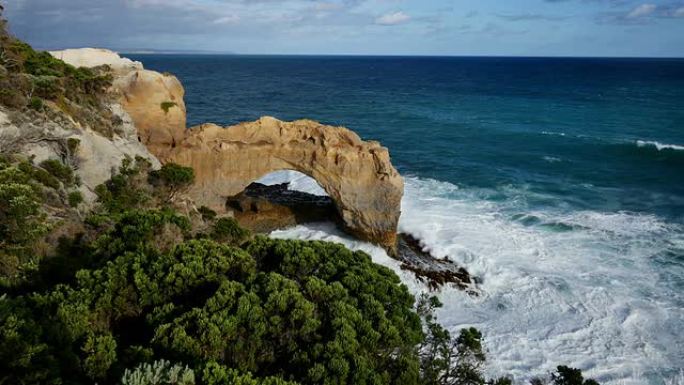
[163,117,404,253]
[46,49,404,253]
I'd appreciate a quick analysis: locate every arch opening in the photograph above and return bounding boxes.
[255,170,328,197]
[226,170,342,234]
[164,117,403,253]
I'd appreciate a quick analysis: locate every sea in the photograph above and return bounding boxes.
[129,55,684,385]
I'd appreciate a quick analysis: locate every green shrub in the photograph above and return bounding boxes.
[198,205,217,221]
[211,217,249,245]
[122,360,195,385]
[417,294,486,385]
[32,75,62,99]
[31,167,60,189]
[39,159,74,186]
[28,96,43,110]
[0,87,26,108]
[202,362,299,385]
[160,101,177,114]
[68,190,83,207]
[149,163,194,202]
[552,366,599,385]
[95,157,152,213]
[0,161,49,285]
[67,138,80,154]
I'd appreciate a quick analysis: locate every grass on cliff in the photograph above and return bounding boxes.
[0,6,117,135]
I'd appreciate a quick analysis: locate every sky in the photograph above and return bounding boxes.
[4,0,684,57]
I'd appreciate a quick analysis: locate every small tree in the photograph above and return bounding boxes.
[121,359,195,385]
[552,366,599,385]
[149,163,194,203]
[417,294,488,385]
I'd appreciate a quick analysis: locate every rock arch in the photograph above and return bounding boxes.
[164,117,404,253]
[47,49,404,252]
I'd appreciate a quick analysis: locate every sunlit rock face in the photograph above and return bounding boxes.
[167,117,404,253]
[51,49,404,252]
[50,48,187,154]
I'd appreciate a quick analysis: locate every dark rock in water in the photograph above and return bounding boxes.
[227,182,340,233]
[227,183,478,294]
[397,233,479,295]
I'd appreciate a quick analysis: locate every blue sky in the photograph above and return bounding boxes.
[5,0,684,57]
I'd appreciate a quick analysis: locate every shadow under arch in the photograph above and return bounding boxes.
[226,170,341,233]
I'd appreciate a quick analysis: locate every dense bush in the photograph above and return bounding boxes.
[95,156,154,213]
[149,162,195,202]
[0,159,49,285]
[211,217,250,245]
[121,359,195,385]
[68,190,84,207]
[0,146,600,385]
[39,158,75,186]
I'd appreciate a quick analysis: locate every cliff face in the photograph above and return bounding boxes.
[0,96,159,204]
[50,49,404,252]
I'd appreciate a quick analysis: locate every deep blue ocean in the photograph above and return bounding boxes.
[130,55,684,385]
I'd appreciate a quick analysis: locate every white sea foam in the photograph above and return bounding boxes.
[264,173,684,385]
[256,170,328,196]
[636,140,684,151]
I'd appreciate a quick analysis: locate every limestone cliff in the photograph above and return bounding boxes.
[50,49,404,252]
[50,48,187,155]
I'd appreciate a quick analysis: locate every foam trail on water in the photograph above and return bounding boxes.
[268,174,684,385]
[636,140,684,151]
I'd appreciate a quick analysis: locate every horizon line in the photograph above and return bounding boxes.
[121,52,684,60]
[36,46,684,60]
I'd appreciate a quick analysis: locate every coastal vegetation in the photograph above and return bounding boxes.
[0,155,600,385]
[0,6,600,385]
[161,101,178,114]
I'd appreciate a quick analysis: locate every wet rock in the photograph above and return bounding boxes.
[227,182,339,234]
[397,233,480,294]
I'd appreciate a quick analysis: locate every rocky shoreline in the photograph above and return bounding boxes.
[228,182,479,293]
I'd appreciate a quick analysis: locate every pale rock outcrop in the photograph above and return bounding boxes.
[113,70,186,153]
[166,117,404,252]
[0,104,160,205]
[49,48,143,75]
[50,48,187,154]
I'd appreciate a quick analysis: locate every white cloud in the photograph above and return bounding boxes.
[674,6,684,18]
[213,15,240,25]
[375,11,411,26]
[626,4,656,19]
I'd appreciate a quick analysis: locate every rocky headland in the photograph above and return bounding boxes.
[1,46,476,291]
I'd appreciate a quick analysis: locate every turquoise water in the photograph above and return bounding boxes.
[131,55,684,384]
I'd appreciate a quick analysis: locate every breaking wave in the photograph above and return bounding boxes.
[636,140,684,152]
[264,174,684,385]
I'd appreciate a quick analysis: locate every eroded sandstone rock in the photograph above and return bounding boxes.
[166,117,404,253]
[50,48,187,153]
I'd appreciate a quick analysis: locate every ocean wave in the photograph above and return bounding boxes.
[256,170,328,196]
[636,140,684,152]
[267,174,684,385]
[543,156,562,163]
